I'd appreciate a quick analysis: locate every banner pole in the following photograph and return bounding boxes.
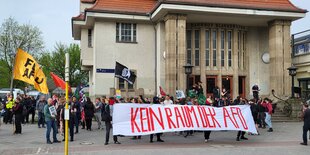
[64,53,70,155]
[10,51,16,95]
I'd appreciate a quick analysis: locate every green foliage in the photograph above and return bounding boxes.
[0,17,44,89]
[39,43,88,87]
[0,60,10,88]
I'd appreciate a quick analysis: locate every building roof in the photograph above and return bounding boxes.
[161,0,306,13]
[82,0,306,16]
[81,0,96,3]
[86,0,158,15]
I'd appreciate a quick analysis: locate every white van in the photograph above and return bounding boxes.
[27,90,50,101]
[0,88,25,100]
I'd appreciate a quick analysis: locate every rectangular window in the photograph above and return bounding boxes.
[118,78,125,89]
[228,31,232,67]
[88,29,92,47]
[128,82,134,90]
[186,30,192,65]
[118,70,136,90]
[205,30,210,66]
[212,30,217,67]
[116,23,137,42]
[195,30,200,66]
[221,31,225,67]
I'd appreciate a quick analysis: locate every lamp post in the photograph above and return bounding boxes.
[287,65,297,98]
[183,63,194,94]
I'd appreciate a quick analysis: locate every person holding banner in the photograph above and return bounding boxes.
[150,96,164,143]
[236,97,249,141]
[163,95,173,105]
[102,100,120,145]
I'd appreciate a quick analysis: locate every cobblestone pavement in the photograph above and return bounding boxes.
[0,122,309,155]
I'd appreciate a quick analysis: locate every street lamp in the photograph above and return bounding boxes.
[287,65,298,98]
[183,63,194,93]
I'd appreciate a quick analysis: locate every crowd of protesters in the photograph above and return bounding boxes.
[0,82,309,145]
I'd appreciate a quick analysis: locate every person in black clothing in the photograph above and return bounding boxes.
[252,84,260,101]
[301,103,310,145]
[150,96,164,143]
[213,86,221,100]
[235,97,248,141]
[12,97,23,134]
[102,101,121,145]
[249,99,260,135]
[21,95,29,124]
[27,96,36,124]
[72,97,81,134]
[257,98,266,128]
[84,97,95,131]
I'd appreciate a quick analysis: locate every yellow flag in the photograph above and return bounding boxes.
[13,48,49,94]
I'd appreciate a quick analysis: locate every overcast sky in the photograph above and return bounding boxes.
[0,0,309,51]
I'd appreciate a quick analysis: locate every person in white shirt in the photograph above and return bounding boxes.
[163,95,173,105]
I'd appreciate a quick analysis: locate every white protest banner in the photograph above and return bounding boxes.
[113,104,257,136]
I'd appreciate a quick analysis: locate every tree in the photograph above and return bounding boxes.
[39,43,88,88]
[0,17,44,88]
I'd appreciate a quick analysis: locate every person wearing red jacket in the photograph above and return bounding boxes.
[264,98,273,132]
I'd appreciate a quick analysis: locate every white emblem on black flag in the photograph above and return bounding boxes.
[115,61,136,84]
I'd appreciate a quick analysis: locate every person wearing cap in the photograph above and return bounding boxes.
[252,84,260,101]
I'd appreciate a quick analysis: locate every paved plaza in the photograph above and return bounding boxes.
[0,122,309,155]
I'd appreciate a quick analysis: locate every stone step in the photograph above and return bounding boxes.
[272,114,288,117]
[272,116,291,120]
[272,119,300,122]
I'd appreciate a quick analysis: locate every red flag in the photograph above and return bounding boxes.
[159,86,166,96]
[50,72,72,92]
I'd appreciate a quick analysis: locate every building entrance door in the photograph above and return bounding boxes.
[206,76,217,97]
[222,76,233,99]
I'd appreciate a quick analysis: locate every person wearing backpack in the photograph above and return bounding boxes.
[101,100,120,145]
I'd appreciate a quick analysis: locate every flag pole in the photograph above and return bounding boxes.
[64,53,70,155]
[10,51,16,95]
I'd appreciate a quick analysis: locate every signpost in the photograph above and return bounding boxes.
[64,53,69,155]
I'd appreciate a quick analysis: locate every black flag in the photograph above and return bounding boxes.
[115,62,136,85]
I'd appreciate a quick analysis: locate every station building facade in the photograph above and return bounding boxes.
[72,0,306,99]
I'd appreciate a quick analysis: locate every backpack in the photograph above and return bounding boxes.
[22,105,28,116]
[101,104,112,122]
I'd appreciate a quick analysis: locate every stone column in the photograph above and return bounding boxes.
[177,15,187,93]
[233,29,239,98]
[164,14,177,96]
[217,29,222,90]
[268,20,292,97]
[283,21,292,96]
[200,29,207,95]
